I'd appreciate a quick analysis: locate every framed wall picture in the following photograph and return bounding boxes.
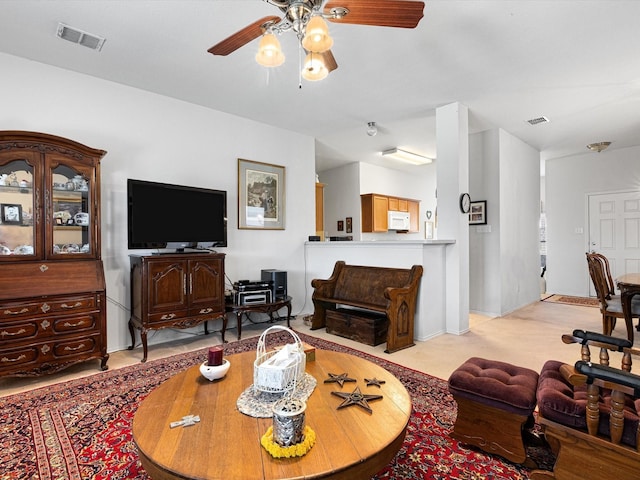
[238,159,285,230]
[337,220,344,231]
[346,216,352,233]
[1,203,22,224]
[469,200,487,225]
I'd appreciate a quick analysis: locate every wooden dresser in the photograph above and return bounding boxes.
[0,131,108,377]
[128,252,226,362]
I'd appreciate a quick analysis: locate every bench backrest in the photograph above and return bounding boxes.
[333,264,412,308]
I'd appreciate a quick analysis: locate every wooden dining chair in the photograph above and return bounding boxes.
[586,252,640,340]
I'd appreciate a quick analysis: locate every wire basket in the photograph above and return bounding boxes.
[254,326,306,394]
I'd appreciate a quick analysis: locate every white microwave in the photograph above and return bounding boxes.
[388,211,410,230]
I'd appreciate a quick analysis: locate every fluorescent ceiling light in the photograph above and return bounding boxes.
[381,148,433,165]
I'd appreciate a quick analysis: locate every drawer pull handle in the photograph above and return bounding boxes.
[41,303,51,313]
[0,328,27,337]
[161,313,176,320]
[64,343,86,352]
[63,320,86,328]
[40,264,48,272]
[41,320,50,329]
[200,308,213,314]
[61,302,83,309]
[4,308,29,315]
[1,354,26,363]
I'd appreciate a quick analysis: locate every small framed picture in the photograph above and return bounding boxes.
[346,217,352,233]
[469,200,487,225]
[1,204,22,224]
[337,220,344,231]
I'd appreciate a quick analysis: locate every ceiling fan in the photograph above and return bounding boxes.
[208,0,425,81]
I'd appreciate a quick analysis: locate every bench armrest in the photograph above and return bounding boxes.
[311,261,345,299]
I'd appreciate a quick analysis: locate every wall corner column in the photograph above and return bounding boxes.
[436,102,470,334]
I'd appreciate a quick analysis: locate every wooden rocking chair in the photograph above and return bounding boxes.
[531,330,640,479]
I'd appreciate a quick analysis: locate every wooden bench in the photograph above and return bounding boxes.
[310,261,423,353]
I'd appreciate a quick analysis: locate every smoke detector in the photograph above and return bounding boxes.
[56,23,106,51]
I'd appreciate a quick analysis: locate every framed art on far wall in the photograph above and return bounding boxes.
[469,200,487,225]
[238,159,285,230]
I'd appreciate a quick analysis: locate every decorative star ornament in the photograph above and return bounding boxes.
[324,372,356,388]
[331,386,383,413]
[364,377,386,388]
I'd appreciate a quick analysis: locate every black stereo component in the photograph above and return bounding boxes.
[234,280,273,292]
[261,269,287,300]
[233,289,272,305]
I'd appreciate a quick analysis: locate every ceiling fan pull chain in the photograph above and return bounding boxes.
[298,39,303,89]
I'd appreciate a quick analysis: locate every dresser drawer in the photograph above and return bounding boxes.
[0,334,102,376]
[0,294,98,321]
[147,309,189,325]
[0,313,100,347]
[0,344,39,369]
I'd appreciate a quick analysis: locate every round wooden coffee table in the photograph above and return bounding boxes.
[133,349,411,480]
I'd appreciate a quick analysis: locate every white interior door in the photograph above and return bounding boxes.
[588,190,640,295]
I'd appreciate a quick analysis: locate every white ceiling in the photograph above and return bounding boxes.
[1,0,639,173]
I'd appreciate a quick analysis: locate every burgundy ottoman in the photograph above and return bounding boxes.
[448,357,539,465]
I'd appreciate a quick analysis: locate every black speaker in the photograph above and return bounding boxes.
[261,269,287,300]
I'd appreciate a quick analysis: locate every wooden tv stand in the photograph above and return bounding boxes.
[128,252,225,362]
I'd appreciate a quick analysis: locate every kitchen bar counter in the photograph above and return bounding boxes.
[304,239,457,342]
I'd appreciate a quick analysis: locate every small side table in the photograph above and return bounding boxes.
[224,295,292,341]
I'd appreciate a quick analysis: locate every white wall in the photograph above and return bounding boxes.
[546,145,640,296]
[318,162,360,238]
[319,161,437,241]
[469,128,540,316]
[0,52,316,353]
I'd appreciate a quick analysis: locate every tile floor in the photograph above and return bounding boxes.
[0,298,628,398]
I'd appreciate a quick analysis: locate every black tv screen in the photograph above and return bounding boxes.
[127,179,227,250]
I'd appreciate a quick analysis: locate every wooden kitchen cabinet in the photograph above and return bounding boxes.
[129,252,225,362]
[361,194,389,232]
[408,200,420,232]
[0,131,108,377]
[361,193,420,233]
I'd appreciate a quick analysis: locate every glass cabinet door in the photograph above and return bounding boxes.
[49,159,94,258]
[0,154,38,259]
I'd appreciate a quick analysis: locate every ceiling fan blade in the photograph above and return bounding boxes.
[208,16,281,56]
[325,0,425,28]
[321,50,338,72]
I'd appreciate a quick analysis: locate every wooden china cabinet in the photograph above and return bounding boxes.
[0,131,108,377]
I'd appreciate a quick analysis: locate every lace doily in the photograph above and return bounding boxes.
[236,372,317,418]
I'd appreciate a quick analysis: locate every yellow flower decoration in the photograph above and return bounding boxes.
[260,425,316,458]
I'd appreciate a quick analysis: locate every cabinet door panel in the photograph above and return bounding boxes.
[0,150,41,260]
[189,258,223,309]
[46,154,97,259]
[148,260,187,313]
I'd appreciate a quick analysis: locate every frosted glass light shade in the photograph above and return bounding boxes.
[302,52,328,81]
[255,33,285,67]
[302,16,333,53]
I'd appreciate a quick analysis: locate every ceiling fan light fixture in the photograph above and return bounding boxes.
[382,148,432,165]
[586,141,612,153]
[301,15,333,53]
[301,52,328,81]
[255,33,285,67]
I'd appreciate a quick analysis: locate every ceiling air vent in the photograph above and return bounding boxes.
[526,116,550,126]
[56,23,106,51]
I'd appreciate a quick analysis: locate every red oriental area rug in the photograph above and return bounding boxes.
[0,331,553,479]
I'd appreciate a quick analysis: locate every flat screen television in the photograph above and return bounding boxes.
[127,179,227,250]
